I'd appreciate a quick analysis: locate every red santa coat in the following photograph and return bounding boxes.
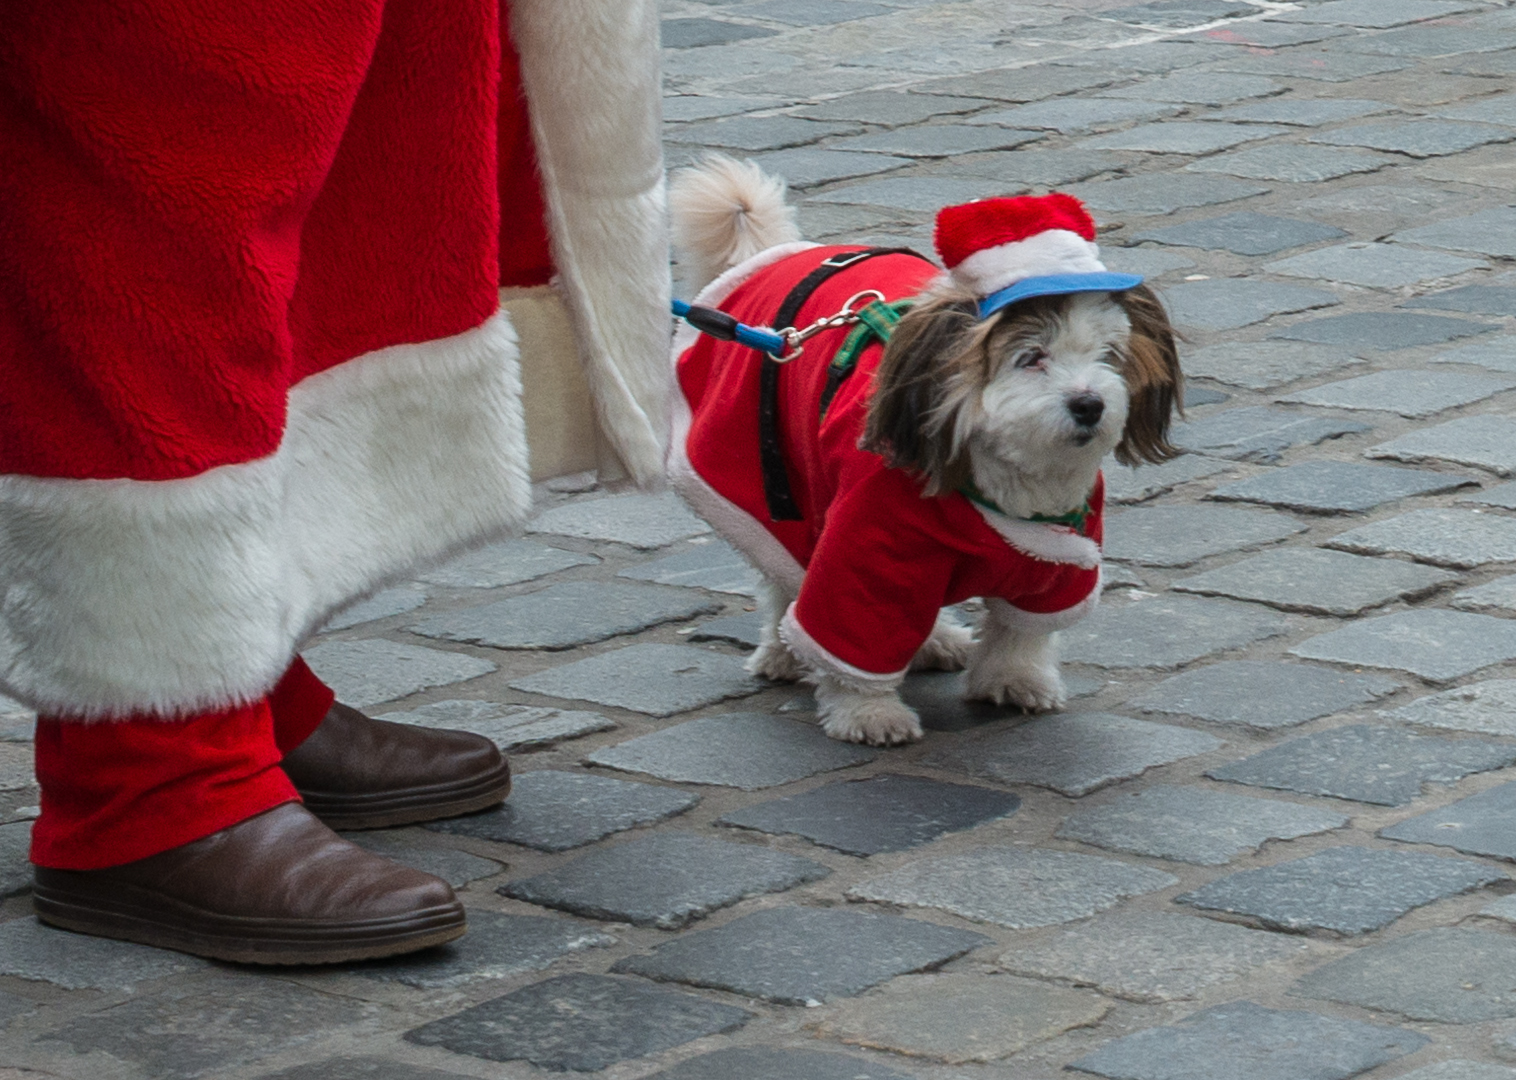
[670,244,1104,687]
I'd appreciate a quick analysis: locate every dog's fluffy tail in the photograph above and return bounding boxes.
[670,154,801,294]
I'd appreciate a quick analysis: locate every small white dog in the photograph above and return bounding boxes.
[668,156,1180,746]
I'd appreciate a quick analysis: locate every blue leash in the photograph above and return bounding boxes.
[672,299,788,357]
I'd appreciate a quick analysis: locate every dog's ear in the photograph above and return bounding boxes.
[861,295,979,495]
[1113,284,1183,466]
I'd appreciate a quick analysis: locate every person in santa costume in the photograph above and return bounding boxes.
[0,0,669,962]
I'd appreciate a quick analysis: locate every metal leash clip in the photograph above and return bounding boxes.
[772,290,887,363]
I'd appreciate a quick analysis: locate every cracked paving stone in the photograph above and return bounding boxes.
[1102,504,1305,567]
[1159,278,1338,332]
[527,492,711,550]
[1465,482,1516,508]
[665,115,861,152]
[686,610,761,649]
[1181,341,1362,391]
[1292,608,1516,681]
[613,906,990,1004]
[953,147,1133,188]
[925,713,1222,796]
[1274,312,1496,351]
[416,539,596,588]
[1172,547,1457,616]
[1283,369,1516,417]
[662,96,782,124]
[1104,454,1233,503]
[1407,285,1516,317]
[1395,207,1516,260]
[1186,143,1395,182]
[1128,660,1400,729]
[426,769,697,851]
[344,910,614,988]
[1387,680,1516,736]
[375,699,615,752]
[662,17,778,49]
[1099,71,1281,105]
[1068,1000,1428,1080]
[1368,415,1516,476]
[1067,174,1269,215]
[748,148,913,189]
[1003,910,1310,1002]
[1171,406,1369,463]
[1133,211,1346,255]
[1209,460,1477,513]
[500,832,830,928]
[647,1048,917,1080]
[1210,97,1395,126]
[256,1060,487,1080]
[0,916,206,989]
[808,972,1109,1063]
[322,585,428,630]
[830,125,1043,157]
[1380,780,1516,860]
[1267,243,1487,289]
[849,847,1177,929]
[1177,846,1502,934]
[1311,120,1515,158]
[0,821,29,896]
[795,90,992,126]
[1062,593,1290,669]
[404,973,751,1072]
[341,831,501,888]
[1454,575,1516,614]
[1270,0,1479,27]
[509,643,764,716]
[808,175,1016,212]
[909,67,1120,104]
[409,581,719,650]
[964,98,1182,134]
[1292,928,1516,1023]
[1084,121,1288,155]
[1100,246,1197,278]
[1325,508,1516,569]
[1210,47,1413,82]
[1057,785,1348,865]
[586,712,874,790]
[717,773,1020,855]
[1209,724,1516,806]
[618,540,759,595]
[301,640,495,709]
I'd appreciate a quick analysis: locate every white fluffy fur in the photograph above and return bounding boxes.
[951,230,1104,296]
[670,154,801,292]
[0,311,529,719]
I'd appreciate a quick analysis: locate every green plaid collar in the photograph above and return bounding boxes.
[959,480,1093,534]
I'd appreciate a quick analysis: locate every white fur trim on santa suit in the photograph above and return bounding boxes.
[950,230,1104,297]
[989,566,1103,632]
[780,604,909,692]
[971,504,1102,570]
[0,310,529,720]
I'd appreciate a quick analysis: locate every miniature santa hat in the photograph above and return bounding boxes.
[934,192,1142,320]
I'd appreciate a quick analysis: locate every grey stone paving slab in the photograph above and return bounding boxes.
[1178,846,1502,934]
[1380,780,1516,859]
[613,906,990,1004]
[417,539,597,588]
[1210,724,1516,806]
[1292,608,1516,681]
[1101,0,1256,30]
[501,832,829,929]
[1186,143,1394,182]
[1294,181,1467,223]
[510,643,764,716]
[1181,341,1362,391]
[1164,277,1340,332]
[1445,47,1516,75]
[810,972,1109,1063]
[1103,504,1306,567]
[1172,547,1457,617]
[1128,660,1400,729]
[1466,481,1516,508]
[1057,785,1347,866]
[376,699,615,751]
[0,916,207,988]
[1100,71,1281,105]
[0,820,29,896]
[1209,48,1413,82]
[1395,207,1516,259]
[1104,454,1233,504]
[1292,928,1516,1023]
[1084,121,1289,155]
[717,773,1020,855]
[1003,910,1309,1002]
[749,147,913,189]
[796,90,991,126]
[1285,369,1516,418]
[1195,21,1354,47]
[528,492,712,550]
[342,830,501,888]
[1272,0,1478,28]
[1368,414,1516,475]
[322,585,428,630]
[734,0,894,25]
[256,1060,485,1080]
[1267,243,1486,289]
[1394,1065,1516,1080]
[647,1048,916,1080]
[409,581,719,651]
[808,175,1014,211]
[1385,679,1516,736]
[586,712,874,789]
[404,973,751,1072]
[1408,285,1516,317]
[0,691,33,743]
[890,669,1099,734]
[953,147,1132,187]
[1063,593,1291,669]
[1053,40,1241,73]
[1099,246,1197,278]
[909,66,1120,104]
[1273,312,1496,351]
[663,96,783,123]
[1068,1000,1428,1080]
[1439,92,1516,127]
[666,115,861,151]
[1208,460,1475,513]
[687,610,762,648]
[925,713,1222,797]
[1067,174,1269,215]
[1172,406,1370,464]
[1454,574,1516,614]
[849,847,1177,929]
[425,769,697,851]
[831,124,1043,157]
[1350,25,1516,58]
[302,640,495,709]
[662,17,779,49]
[965,98,1183,134]
[1133,212,1346,255]
[346,910,613,988]
[1326,508,1516,569]
[1210,97,1395,126]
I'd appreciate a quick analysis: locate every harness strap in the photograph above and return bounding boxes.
[759,247,930,521]
[818,300,911,421]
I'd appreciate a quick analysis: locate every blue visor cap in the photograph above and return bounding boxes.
[976,271,1144,321]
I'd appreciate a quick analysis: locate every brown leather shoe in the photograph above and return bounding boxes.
[32,803,465,964]
[281,702,510,830]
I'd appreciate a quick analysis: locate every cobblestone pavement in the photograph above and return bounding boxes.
[6,1,1516,1077]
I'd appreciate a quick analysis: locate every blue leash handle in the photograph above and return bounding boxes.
[673,299,787,357]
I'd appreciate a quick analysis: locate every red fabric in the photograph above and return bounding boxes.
[268,657,336,756]
[497,15,555,289]
[934,193,1097,269]
[678,246,1103,678]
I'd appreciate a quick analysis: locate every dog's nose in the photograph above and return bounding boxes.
[1067,392,1105,428]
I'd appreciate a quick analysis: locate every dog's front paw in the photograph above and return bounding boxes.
[746,640,806,682]
[820,695,923,746]
[965,660,1067,713]
[910,618,975,673]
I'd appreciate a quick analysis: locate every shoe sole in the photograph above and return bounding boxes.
[300,761,512,831]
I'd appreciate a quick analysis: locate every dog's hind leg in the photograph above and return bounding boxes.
[746,579,806,682]
[910,610,975,672]
[964,598,1066,712]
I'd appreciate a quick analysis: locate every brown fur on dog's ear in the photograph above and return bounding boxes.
[1113,284,1184,466]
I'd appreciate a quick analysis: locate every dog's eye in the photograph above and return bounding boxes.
[1013,348,1049,370]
